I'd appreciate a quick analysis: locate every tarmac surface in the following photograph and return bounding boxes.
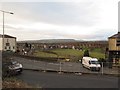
[16,70,119,88]
[13,56,119,75]
[1,53,119,88]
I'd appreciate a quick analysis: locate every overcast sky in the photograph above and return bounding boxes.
[0,0,119,41]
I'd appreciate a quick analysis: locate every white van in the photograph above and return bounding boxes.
[82,57,101,71]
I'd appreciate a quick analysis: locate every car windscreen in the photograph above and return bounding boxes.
[11,61,17,65]
[90,61,99,64]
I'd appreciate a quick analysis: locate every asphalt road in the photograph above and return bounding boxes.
[13,56,89,72]
[13,56,119,74]
[16,70,119,88]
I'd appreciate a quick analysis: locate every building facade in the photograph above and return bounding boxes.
[0,34,16,52]
[108,32,120,65]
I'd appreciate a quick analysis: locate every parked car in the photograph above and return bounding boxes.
[3,59,23,77]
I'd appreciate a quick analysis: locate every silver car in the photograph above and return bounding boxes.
[3,60,23,77]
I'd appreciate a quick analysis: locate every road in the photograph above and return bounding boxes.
[13,56,119,74]
[16,70,118,88]
[1,54,119,88]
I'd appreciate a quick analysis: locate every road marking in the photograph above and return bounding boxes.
[68,64,72,66]
[48,63,59,65]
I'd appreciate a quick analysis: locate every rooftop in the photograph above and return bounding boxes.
[0,34,16,39]
[108,32,120,39]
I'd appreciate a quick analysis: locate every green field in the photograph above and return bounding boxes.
[34,48,105,62]
[90,52,105,59]
[51,49,83,57]
[34,51,57,58]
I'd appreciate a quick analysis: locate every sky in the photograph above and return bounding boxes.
[0,0,119,41]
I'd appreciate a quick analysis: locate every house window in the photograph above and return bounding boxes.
[9,47,11,49]
[13,46,15,49]
[116,39,120,46]
[5,47,7,49]
[6,43,10,46]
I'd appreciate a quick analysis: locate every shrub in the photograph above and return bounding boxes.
[83,49,89,57]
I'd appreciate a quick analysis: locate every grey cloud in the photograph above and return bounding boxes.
[90,29,118,40]
[0,24,25,30]
[11,29,108,41]
[2,2,100,26]
[1,2,116,41]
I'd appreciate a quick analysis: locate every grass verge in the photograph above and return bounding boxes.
[2,77,38,88]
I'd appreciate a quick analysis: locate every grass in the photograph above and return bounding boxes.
[51,49,83,57]
[90,52,105,59]
[90,48,105,53]
[2,77,32,88]
[34,50,57,58]
[34,49,105,62]
[51,49,105,59]
[2,77,41,88]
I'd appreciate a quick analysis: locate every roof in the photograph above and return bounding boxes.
[0,34,16,39]
[108,32,120,39]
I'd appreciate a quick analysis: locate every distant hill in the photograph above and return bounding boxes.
[17,39,81,43]
[17,39,108,44]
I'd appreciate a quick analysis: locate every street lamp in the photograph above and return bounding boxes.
[0,10,14,51]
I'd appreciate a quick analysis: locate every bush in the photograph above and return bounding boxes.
[98,58,107,67]
[83,49,89,57]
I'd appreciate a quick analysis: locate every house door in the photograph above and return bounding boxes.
[5,42,10,51]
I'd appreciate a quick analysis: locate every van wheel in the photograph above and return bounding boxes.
[97,69,100,72]
[82,64,84,68]
[90,67,93,71]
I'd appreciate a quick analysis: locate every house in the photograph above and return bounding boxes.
[0,34,16,52]
[108,32,120,65]
[17,41,108,51]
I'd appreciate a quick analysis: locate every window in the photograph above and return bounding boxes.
[116,39,120,46]
[5,47,7,49]
[13,46,15,49]
[6,43,10,46]
[91,61,99,64]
